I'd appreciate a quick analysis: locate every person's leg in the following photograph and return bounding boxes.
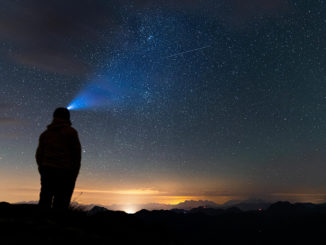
[53,171,77,210]
[38,166,54,209]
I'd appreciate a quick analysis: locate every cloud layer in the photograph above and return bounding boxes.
[0,0,121,75]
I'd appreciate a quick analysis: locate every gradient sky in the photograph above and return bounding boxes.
[1,0,326,211]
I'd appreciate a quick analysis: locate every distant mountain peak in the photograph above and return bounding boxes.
[88,206,109,215]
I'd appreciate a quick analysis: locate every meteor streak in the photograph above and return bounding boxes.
[166,45,211,58]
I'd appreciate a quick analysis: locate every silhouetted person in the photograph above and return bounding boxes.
[36,107,81,210]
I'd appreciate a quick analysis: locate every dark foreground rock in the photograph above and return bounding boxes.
[1,201,326,244]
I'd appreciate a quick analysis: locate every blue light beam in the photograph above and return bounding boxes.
[67,77,124,111]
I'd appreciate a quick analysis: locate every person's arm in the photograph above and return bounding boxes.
[35,134,44,167]
[71,130,82,176]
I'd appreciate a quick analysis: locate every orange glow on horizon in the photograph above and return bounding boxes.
[2,171,326,207]
[74,188,162,195]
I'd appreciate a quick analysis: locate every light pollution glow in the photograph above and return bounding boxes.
[1,168,326,213]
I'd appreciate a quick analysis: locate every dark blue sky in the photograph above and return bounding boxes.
[1,0,326,206]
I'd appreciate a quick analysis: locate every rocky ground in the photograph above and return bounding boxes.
[1,201,326,244]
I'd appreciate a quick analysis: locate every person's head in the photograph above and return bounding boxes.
[53,107,70,121]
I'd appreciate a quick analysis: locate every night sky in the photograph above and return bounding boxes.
[1,0,326,211]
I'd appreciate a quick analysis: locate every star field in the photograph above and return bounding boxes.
[1,0,326,206]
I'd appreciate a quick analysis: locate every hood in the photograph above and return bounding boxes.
[47,118,72,130]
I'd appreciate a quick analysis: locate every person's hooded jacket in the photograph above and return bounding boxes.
[36,118,81,174]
